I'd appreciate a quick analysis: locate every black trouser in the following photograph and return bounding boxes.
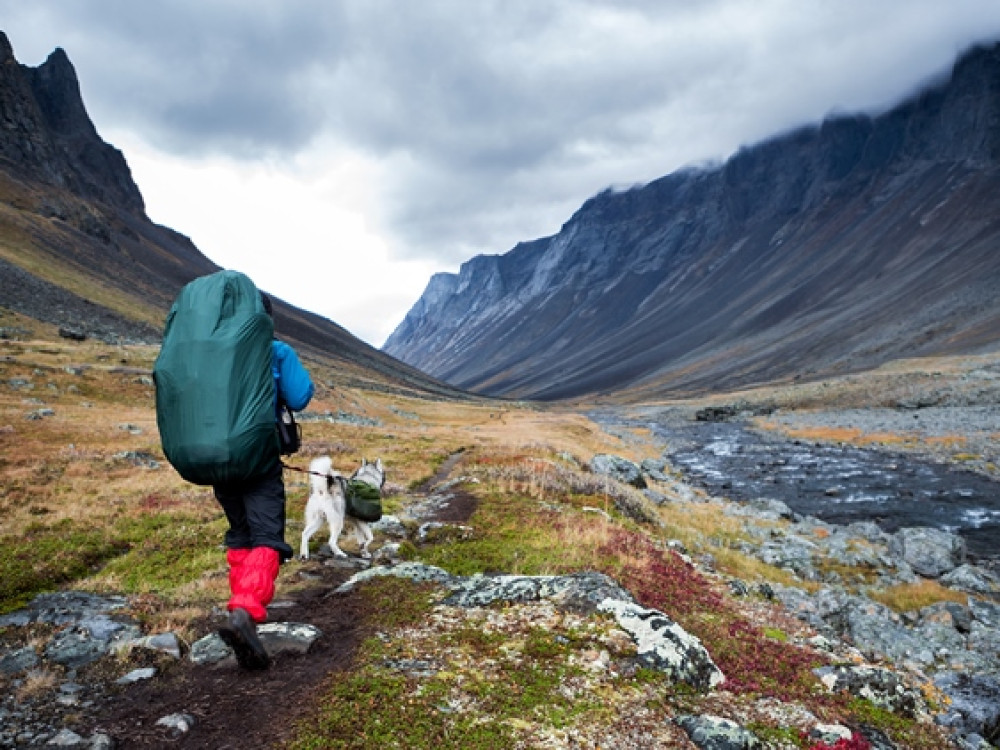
[213,458,293,562]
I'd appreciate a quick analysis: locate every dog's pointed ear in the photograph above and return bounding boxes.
[376,458,383,472]
[361,457,367,468]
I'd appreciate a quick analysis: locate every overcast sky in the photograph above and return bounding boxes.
[3,1,1000,346]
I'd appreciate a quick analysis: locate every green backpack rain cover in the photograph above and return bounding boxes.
[154,270,278,486]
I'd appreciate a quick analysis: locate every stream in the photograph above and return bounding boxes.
[639,418,1000,560]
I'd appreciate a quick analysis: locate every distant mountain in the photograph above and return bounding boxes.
[0,31,469,400]
[384,42,1000,401]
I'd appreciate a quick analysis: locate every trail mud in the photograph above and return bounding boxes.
[76,458,480,748]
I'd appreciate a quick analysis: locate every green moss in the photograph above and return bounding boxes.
[289,668,515,749]
[762,626,789,642]
[416,491,576,576]
[0,521,129,613]
[746,723,806,747]
[843,696,913,738]
[0,510,233,613]
[355,576,437,630]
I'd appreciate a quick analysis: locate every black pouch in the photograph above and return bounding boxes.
[277,403,301,455]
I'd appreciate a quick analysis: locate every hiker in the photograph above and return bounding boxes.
[215,291,314,670]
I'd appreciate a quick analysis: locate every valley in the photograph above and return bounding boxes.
[2,320,998,749]
[2,26,999,749]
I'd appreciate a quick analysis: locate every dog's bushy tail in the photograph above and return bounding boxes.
[309,456,333,495]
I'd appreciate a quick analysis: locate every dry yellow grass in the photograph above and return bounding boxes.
[1,322,648,618]
[14,668,58,702]
[869,579,969,613]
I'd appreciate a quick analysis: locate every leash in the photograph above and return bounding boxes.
[280,461,328,479]
[281,459,385,491]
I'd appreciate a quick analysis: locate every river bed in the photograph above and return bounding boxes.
[637,416,1000,561]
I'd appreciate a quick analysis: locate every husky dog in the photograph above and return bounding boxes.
[299,457,383,559]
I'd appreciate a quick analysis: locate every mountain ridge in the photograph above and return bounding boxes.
[384,42,1000,400]
[0,30,471,401]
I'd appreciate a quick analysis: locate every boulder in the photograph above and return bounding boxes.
[598,599,725,691]
[335,562,457,593]
[940,564,1000,596]
[443,571,634,614]
[589,454,647,489]
[933,672,1000,747]
[814,665,924,717]
[888,526,966,578]
[675,714,762,749]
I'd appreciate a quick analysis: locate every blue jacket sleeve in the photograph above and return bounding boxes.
[272,340,314,411]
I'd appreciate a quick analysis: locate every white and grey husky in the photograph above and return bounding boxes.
[299,456,383,559]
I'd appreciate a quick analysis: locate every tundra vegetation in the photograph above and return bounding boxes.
[1,310,983,749]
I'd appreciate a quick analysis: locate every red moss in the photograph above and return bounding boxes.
[597,528,824,702]
[808,733,872,750]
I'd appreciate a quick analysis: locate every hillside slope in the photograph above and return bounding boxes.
[384,42,1000,400]
[0,30,470,401]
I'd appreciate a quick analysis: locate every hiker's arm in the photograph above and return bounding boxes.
[274,342,314,411]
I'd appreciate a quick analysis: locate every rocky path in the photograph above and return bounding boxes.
[0,455,478,749]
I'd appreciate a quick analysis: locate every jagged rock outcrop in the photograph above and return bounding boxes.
[385,42,1000,400]
[0,31,142,211]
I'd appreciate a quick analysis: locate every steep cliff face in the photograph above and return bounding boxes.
[384,42,1000,400]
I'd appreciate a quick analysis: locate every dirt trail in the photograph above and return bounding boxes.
[88,455,476,749]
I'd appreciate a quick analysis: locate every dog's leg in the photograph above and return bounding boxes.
[357,521,373,559]
[300,508,325,560]
[327,498,348,558]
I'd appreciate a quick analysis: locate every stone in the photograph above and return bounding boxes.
[749,498,795,519]
[335,562,457,593]
[189,633,233,665]
[888,526,966,578]
[940,564,1000,595]
[442,571,634,614]
[970,598,1000,628]
[416,521,474,544]
[44,617,142,669]
[116,667,157,685]
[808,723,852,744]
[126,632,182,659]
[675,714,762,749]
[46,728,87,746]
[0,592,128,628]
[371,514,407,538]
[257,622,323,654]
[589,454,647,489]
[58,327,86,341]
[598,599,725,691]
[155,713,196,738]
[933,672,1000,747]
[814,665,924,717]
[0,645,39,675]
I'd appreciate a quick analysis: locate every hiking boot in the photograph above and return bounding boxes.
[218,608,270,670]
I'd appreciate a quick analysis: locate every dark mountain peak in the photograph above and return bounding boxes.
[28,46,98,140]
[385,41,1000,400]
[0,30,143,212]
[0,30,14,62]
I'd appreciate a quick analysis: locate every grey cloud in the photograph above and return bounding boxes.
[4,0,1000,266]
[3,0,352,156]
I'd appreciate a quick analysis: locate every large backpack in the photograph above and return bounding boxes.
[154,270,278,485]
